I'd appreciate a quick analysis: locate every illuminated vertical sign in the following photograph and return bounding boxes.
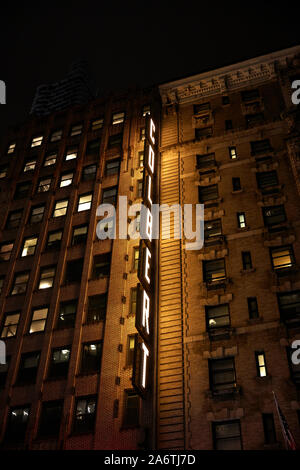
[133,114,157,396]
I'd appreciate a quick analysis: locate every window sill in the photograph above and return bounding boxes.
[76,371,99,378]
[231,189,243,195]
[120,424,140,431]
[255,375,272,384]
[240,267,256,275]
[247,316,263,325]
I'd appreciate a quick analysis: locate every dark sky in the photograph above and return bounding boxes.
[0,5,299,137]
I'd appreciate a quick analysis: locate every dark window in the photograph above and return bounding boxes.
[204,219,222,240]
[203,259,226,283]
[206,304,230,331]
[65,259,83,284]
[242,251,252,270]
[82,164,97,181]
[105,159,120,176]
[48,347,71,378]
[70,123,83,137]
[29,205,45,224]
[81,342,102,374]
[263,205,286,227]
[142,104,151,117]
[242,89,260,102]
[137,180,143,199]
[5,210,23,229]
[1,312,20,337]
[126,334,136,367]
[198,184,218,203]
[237,212,246,228]
[39,401,63,437]
[248,297,259,319]
[194,102,210,113]
[222,96,230,105]
[86,294,107,324]
[278,291,300,327]
[229,147,237,159]
[92,253,111,279]
[196,153,215,169]
[108,133,123,148]
[5,406,30,441]
[38,266,56,289]
[256,171,278,190]
[15,181,31,199]
[57,301,77,329]
[123,390,139,427]
[73,396,97,434]
[262,413,276,444]
[0,356,10,388]
[17,351,40,384]
[195,127,213,139]
[129,287,137,315]
[72,225,88,245]
[209,357,236,393]
[102,186,118,205]
[255,352,267,377]
[0,276,4,296]
[225,119,233,130]
[50,129,62,142]
[270,245,295,271]
[11,272,30,296]
[251,139,272,155]
[212,420,242,450]
[232,177,241,191]
[86,139,100,155]
[246,113,264,126]
[46,230,63,251]
[0,241,14,261]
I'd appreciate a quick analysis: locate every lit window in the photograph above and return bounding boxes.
[142,104,151,117]
[72,225,88,245]
[29,205,45,224]
[65,147,78,161]
[53,199,68,217]
[31,135,43,147]
[206,304,230,331]
[204,219,222,241]
[105,159,120,176]
[112,111,125,125]
[23,159,36,172]
[29,307,48,334]
[212,420,242,450]
[50,130,62,142]
[37,177,51,193]
[11,272,29,295]
[46,230,62,250]
[91,118,104,131]
[263,205,286,227]
[229,147,237,159]
[237,212,246,228]
[270,245,294,270]
[255,352,267,377]
[203,259,226,284]
[0,241,14,261]
[138,151,144,168]
[44,153,57,167]
[7,143,16,154]
[0,165,8,179]
[1,312,20,337]
[59,172,74,188]
[21,237,38,257]
[140,127,145,141]
[70,123,83,137]
[73,396,97,434]
[78,193,92,212]
[133,247,139,271]
[38,266,56,289]
[126,335,136,366]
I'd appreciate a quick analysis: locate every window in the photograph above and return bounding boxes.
[82,164,97,181]
[129,287,137,315]
[126,335,136,367]
[142,104,151,116]
[15,181,31,199]
[38,266,56,289]
[86,294,107,324]
[59,171,73,188]
[50,129,62,142]
[81,342,102,374]
[0,276,5,295]
[73,396,97,434]
[196,152,215,169]
[17,351,40,384]
[91,118,104,131]
[57,300,77,329]
[137,180,143,198]
[65,259,83,284]
[133,247,139,271]
[242,251,252,270]
[6,210,22,229]
[11,272,29,295]
[248,297,259,319]
[203,259,226,284]
[255,352,267,377]
[242,89,260,102]
[21,237,38,257]
[37,177,51,193]
[39,401,63,437]
[46,230,63,251]
[48,347,71,378]
[229,146,237,159]
[105,159,120,176]
[222,96,230,105]
[108,133,123,148]
[102,187,117,206]
[138,151,144,168]
[0,165,8,179]
[209,357,236,393]
[198,185,218,203]
[256,171,278,190]
[263,205,286,227]
[70,123,83,137]
[246,113,264,126]
[195,127,213,139]
[232,177,241,192]
[29,205,45,224]
[112,111,125,125]
[194,102,210,114]
[7,142,16,154]
[72,225,88,245]
[278,291,300,327]
[0,241,14,261]
[212,420,242,450]
[0,356,10,388]
[204,219,222,241]
[78,193,92,212]
[225,119,233,130]
[92,253,111,279]
[29,307,48,334]
[44,153,57,167]
[1,312,20,337]
[65,147,78,161]
[140,127,145,141]
[123,390,139,427]
[5,406,30,441]
[206,304,230,331]
[250,139,272,155]
[86,139,100,155]
[53,199,68,217]
[237,212,246,228]
[270,245,295,270]
[262,413,276,444]
[31,135,43,147]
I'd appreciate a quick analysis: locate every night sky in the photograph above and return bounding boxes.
[0,6,299,137]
